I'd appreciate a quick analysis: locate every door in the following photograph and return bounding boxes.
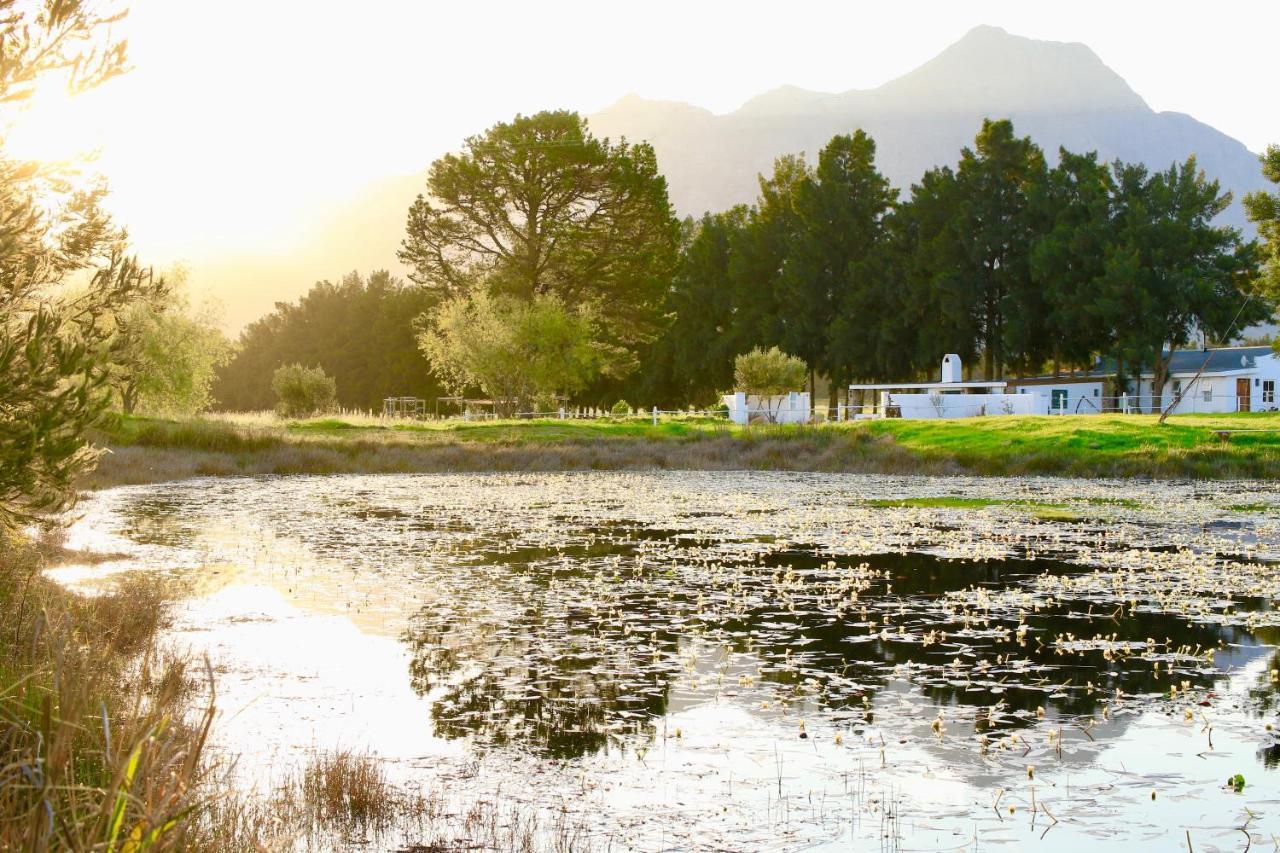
[1237,377,1251,412]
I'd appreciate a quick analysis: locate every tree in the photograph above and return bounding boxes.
[215,271,442,411]
[645,208,747,405]
[1101,157,1265,410]
[1029,149,1116,375]
[125,296,235,416]
[781,130,895,408]
[0,2,137,530]
[730,155,810,353]
[105,266,234,415]
[399,111,681,366]
[271,364,337,418]
[418,291,607,417]
[733,346,806,422]
[1244,144,1280,313]
[893,166,977,374]
[947,119,1047,379]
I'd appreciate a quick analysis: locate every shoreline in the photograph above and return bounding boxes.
[83,412,1280,489]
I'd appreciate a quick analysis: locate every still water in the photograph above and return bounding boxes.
[56,471,1280,851]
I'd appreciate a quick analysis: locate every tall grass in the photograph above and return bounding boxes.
[0,533,213,852]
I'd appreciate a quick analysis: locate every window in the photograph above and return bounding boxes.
[1265,380,1276,405]
[1203,389,1213,403]
[1172,380,1182,397]
[1051,389,1068,412]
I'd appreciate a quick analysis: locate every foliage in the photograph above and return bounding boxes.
[417,291,607,417]
[610,399,631,416]
[1100,157,1265,408]
[0,2,148,530]
[399,110,681,375]
[733,347,807,422]
[646,119,1265,408]
[108,268,234,415]
[214,270,442,411]
[789,131,896,401]
[272,363,337,418]
[1243,144,1280,316]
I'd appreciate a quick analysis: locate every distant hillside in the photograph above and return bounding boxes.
[589,25,1267,229]
[202,25,1269,331]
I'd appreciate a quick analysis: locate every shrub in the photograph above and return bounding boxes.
[611,399,632,416]
[733,347,807,422]
[272,364,337,418]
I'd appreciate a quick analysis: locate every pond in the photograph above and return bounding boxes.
[55,471,1280,851]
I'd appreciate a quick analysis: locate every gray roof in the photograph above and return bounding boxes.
[1006,347,1273,384]
[1163,346,1272,375]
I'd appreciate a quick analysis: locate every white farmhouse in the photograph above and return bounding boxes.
[1005,346,1280,414]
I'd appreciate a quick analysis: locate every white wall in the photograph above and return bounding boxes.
[880,392,1036,419]
[1005,381,1106,415]
[725,391,811,425]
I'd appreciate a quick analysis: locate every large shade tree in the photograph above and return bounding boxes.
[399,111,681,369]
[1101,157,1265,410]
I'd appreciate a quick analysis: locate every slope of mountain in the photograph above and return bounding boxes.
[199,25,1268,331]
[589,25,1267,228]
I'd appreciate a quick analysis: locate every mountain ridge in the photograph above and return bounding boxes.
[588,25,1262,222]
[198,25,1269,331]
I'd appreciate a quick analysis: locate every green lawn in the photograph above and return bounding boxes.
[95,410,1280,481]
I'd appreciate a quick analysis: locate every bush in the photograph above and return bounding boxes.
[272,364,337,418]
[611,399,632,416]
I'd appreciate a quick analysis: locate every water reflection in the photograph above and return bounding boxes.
[398,523,1272,759]
[58,472,1280,849]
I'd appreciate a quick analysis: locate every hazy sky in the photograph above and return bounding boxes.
[5,0,1277,316]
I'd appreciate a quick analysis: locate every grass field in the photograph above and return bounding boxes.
[86,409,1280,486]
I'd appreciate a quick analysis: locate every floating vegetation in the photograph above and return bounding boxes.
[56,471,1280,851]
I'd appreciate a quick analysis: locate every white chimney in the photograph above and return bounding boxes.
[941,354,962,384]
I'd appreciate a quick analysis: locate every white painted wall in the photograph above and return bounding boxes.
[1005,380,1106,415]
[724,391,811,425]
[880,391,1036,419]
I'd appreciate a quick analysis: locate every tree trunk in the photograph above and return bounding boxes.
[808,369,815,414]
[827,378,839,420]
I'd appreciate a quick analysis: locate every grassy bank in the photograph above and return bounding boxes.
[81,409,1280,486]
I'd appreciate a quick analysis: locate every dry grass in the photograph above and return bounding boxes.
[0,532,214,852]
[190,749,593,852]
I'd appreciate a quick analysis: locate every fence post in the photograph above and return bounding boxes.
[652,406,658,426]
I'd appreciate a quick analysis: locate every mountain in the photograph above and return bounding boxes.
[588,25,1267,229]
[200,25,1269,332]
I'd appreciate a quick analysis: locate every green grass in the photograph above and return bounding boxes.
[90,410,1280,485]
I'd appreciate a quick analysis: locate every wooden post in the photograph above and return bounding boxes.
[652,406,658,426]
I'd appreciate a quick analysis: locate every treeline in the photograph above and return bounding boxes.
[643,119,1270,410]
[215,112,1279,416]
[214,271,443,411]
